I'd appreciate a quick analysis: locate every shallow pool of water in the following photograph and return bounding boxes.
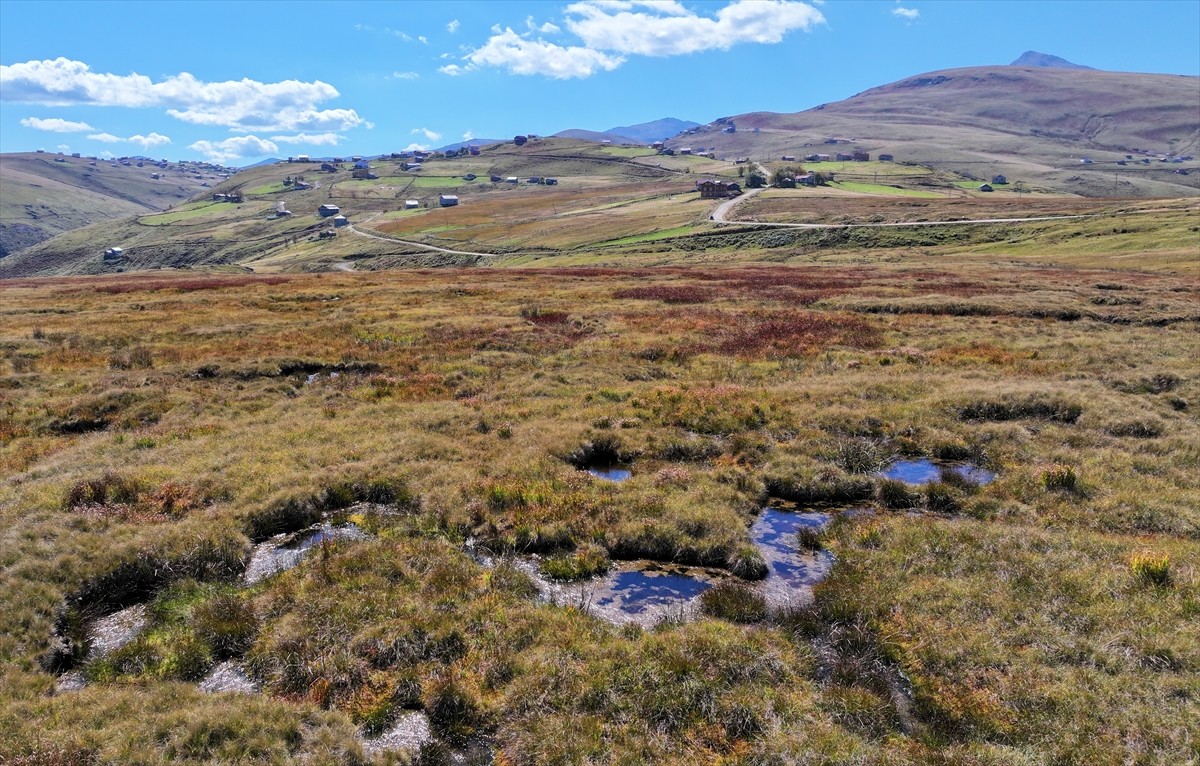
[751,508,835,608]
[882,459,996,486]
[244,522,367,584]
[586,466,632,482]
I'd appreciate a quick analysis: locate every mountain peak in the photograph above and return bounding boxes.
[1010,51,1095,70]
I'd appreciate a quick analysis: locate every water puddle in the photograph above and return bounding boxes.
[751,508,835,609]
[363,711,434,756]
[244,522,367,585]
[502,557,717,627]
[87,603,147,659]
[585,465,632,482]
[881,459,996,485]
[199,660,259,694]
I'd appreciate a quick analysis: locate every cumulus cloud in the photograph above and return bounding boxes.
[85,131,170,149]
[391,71,420,79]
[444,0,821,78]
[447,19,460,33]
[190,135,278,163]
[418,35,428,44]
[270,132,343,146]
[462,130,474,141]
[57,144,70,152]
[565,0,824,56]
[0,58,365,132]
[403,142,430,152]
[411,127,442,141]
[129,133,171,150]
[20,116,94,132]
[450,28,625,79]
[892,6,919,19]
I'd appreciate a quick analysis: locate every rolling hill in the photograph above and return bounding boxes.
[0,152,225,257]
[670,65,1200,197]
[555,117,701,145]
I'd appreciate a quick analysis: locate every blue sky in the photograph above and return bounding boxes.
[2,0,1198,164]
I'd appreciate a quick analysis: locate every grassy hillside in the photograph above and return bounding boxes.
[680,66,1200,197]
[0,153,223,257]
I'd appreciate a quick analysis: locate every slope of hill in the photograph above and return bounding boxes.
[608,118,701,143]
[0,153,223,257]
[1011,51,1095,69]
[553,128,641,144]
[670,65,1200,197]
[0,137,716,277]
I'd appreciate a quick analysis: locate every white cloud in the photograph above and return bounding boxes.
[462,130,474,141]
[100,150,114,159]
[411,127,442,141]
[564,0,824,57]
[85,131,171,149]
[418,35,428,44]
[446,1,822,79]
[20,116,94,132]
[57,143,70,152]
[403,142,430,152]
[447,19,460,33]
[892,6,919,19]
[189,135,279,163]
[452,27,625,79]
[391,71,420,79]
[271,132,343,146]
[129,132,171,151]
[0,58,365,132]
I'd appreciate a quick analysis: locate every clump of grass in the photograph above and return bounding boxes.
[108,345,153,370]
[519,304,570,326]
[63,471,143,510]
[1041,464,1080,493]
[423,670,488,743]
[1130,552,1172,587]
[924,482,963,514]
[699,580,768,623]
[1106,418,1165,438]
[828,437,891,474]
[796,526,825,551]
[538,543,611,581]
[726,544,769,580]
[958,395,1082,423]
[764,468,874,505]
[192,593,259,659]
[876,479,920,510]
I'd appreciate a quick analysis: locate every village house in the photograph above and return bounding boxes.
[781,155,796,162]
[776,177,796,189]
[679,148,692,155]
[318,204,340,217]
[991,174,1008,184]
[878,154,894,162]
[404,199,420,209]
[489,175,502,183]
[978,183,994,192]
[333,215,349,227]
[506,177,519,184]
[696,179,742,199]
[464,173,477,181]
[852,151,870,162]
[545,178,558,185]
[439,194,459,207]
[836,152,854,162]
[797,173,817,186]
[103,246,124,261]
[528,176,542,184]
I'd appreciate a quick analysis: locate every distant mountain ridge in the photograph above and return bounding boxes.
[554,117,701,145]
[1011,51,1095,70]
